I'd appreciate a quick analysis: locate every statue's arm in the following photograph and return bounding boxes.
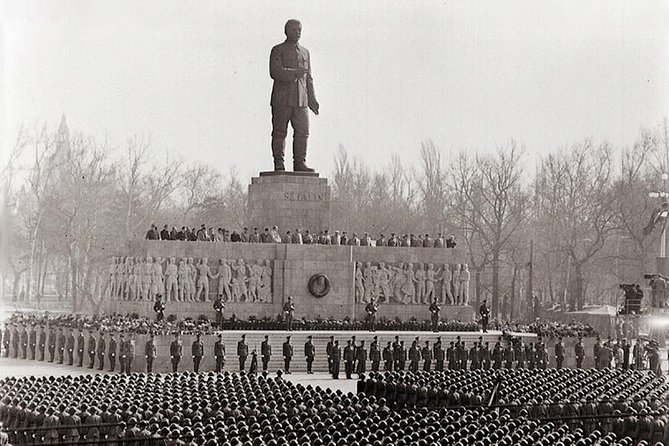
[270,46,301,82]
[306,50,318,112]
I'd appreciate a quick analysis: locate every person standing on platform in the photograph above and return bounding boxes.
[2,323,9,357]
[145,334,156,373]
[20,324,28,359]
[96,331,106,371]
[622,338,630,370]
[238,334,248,371]
[87,330,97,369]
[555,337,565,369]
[331,340,341,379]
[357,340,367,375]
[11,324,19,358]
[214,334,226,372]
[192,333,204,373]
[392,336,401,370]
[154,295,166,322]
[170,332,182,372]
[283,296,295,331]
[108,332,117,372]
[213,296,225,328]
[326,336,335,374]
[479,300,490,333]
[409,341,421,372]
[261,335,271,372]
[398,340,407,371]
[429,298,441,332]
[304,335,315,374]
[365,298,378,332]
[283,336,293,374]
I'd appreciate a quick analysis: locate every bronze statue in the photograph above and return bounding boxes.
[270,19,319,172]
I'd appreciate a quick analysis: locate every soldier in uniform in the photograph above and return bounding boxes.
[622,338,630,370]
[555,337,565,369]
[344,340,355,379]
[20,325,28,359]
[237,334,248,371]
[57,328,66,364]
[47,326,56,362]
[356,340,367,375]
[108,332,118,371]
[433,337,444,371]
[282,336,293,373]
[11,324,19,358]
[2,323,9,357]
[469,342,480,370]
[593,337,601,369]
[28,324,37,360]
[331,340,341,379]
[170,332,182,372]
[87,330,97,368]
[214,334,226,372]
[38,325,46,361]
[398,340,407,371]
[409,340,421,372]
[492,341,503,369]
[458,341,468,371]
[382,341,393,371]
[369,336,381,372]
[481,341,491,369]
[96,331,106,371]
[126,333,136,373]
[76,329,85,367]
[479,300,490,333]
[213,295,225,328]
[365,297,378,332]
[304,335,315,374]
[118,333,127,373]
[283,296,295,331]
[422,341,433,371]
[325,335,335,374]
[191,333,204,373]
[145,333,157,373]
[392,336,401,371]
[429,298,441,332]
[66,328,75,365]
[261,335,271,372]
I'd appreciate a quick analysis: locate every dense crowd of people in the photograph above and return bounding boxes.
[145,224,458,248]
[1,367,668,445]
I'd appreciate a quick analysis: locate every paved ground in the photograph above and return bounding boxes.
[0,356,358,393]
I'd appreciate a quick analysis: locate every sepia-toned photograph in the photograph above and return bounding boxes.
[1,0,668,445]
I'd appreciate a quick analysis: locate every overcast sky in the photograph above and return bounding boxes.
[2,0,668,179]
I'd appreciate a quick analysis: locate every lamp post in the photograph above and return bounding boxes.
[649,173,669,258]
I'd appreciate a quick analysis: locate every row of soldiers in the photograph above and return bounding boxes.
[322,335,562,379]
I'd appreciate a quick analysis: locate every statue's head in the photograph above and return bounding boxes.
[284,19,302,43]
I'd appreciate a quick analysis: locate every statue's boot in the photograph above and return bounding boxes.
[293,137,315,173]
[271,138,285,171]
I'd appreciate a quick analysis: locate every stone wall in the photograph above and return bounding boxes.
[108,241,472,321]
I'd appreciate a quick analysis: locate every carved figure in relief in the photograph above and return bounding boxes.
[247,262,262,302]
[178,259,192,302]
[108,257,117,300]
[354,262,365,303]
[424,263,436,303]
[391,262,406,304]
[259,260,273,302]
[440,264,453,305]
[415,263,426,304]
[230,278,242,302]
[460,264,471,305]
[376,262,392,304]
[141,257,153,301]
[115,257,125,299]
[195,258,214,302]
[452,264,461,305]
[213,259,232,301]
[153,257,165,297]
[401,263,417,304]
[133,257,144,301]
[187,258,197,298]
[362,262,376,302]
[125,257,135,300]
[164,258,178,301]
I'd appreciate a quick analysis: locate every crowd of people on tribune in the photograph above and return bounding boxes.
[1,365,668,445]
[145,224,458,248]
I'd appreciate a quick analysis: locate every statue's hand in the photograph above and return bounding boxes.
[309,101,320,115]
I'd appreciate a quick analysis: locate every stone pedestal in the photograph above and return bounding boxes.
[247,172,330,233]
